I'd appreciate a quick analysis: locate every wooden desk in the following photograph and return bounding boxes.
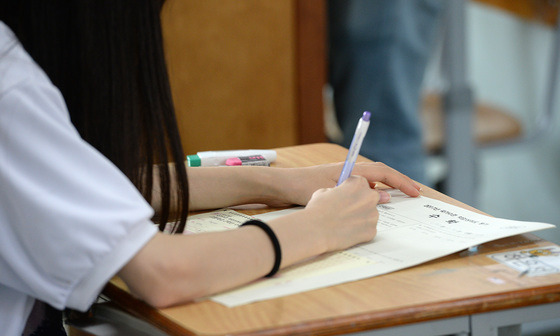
[102,143,560,336]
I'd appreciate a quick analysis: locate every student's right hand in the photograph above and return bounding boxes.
[303,175,382,252]
[265,174,385,269]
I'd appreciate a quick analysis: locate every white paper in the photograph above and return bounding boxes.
[488,245,560,277]
[182,208,254,233]
[184,190,554,307]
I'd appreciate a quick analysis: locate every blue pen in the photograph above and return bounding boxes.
[337,111,371,186]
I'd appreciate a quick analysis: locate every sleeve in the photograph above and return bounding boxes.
[0,47,158,311]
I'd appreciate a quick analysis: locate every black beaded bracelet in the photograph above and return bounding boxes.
[241,219,282,277]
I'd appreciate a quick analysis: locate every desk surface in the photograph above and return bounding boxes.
[103,143,560,336]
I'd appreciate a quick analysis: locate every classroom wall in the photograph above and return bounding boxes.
[161,0,298,154]
[160,0,327,155]
[447,2,560,243]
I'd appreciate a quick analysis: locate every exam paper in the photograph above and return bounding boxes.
[183,190,554,307]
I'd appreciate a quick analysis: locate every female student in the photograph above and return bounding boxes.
[0,1,420,335]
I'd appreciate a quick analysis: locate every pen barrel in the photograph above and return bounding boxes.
[337,117,370,185]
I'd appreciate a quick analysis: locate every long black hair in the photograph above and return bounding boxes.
[1,0,189,233]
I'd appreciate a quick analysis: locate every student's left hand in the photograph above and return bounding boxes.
[263,162,421,208]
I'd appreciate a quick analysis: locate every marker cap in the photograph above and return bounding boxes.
[186,155,201,167]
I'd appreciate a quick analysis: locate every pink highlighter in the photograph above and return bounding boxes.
[225,155,270,166]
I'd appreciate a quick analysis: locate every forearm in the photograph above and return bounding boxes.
[119,210,327,308]
[187,166,291,210]
[149,164,271,213]
[156,161,420,213]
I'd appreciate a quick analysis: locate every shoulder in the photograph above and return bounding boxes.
[0,21,72,128]
[0,21,56,99]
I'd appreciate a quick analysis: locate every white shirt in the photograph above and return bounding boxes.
[0,22,158,335]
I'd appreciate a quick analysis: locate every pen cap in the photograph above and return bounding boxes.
[362,111,371,121]
[186,155,201,167]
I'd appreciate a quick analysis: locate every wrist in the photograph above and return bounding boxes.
[252,167,294,206]
[268,209,329,268]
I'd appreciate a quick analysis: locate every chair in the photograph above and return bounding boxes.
[421,94,523,155]
[66,302,168,336]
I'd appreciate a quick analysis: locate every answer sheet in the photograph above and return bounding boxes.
[183,190,554,307]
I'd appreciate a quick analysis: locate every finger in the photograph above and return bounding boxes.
[379,175,421,197]
[377,189,391,204]
[353,162,421,197]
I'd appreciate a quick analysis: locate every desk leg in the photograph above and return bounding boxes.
[470,302,560,336]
